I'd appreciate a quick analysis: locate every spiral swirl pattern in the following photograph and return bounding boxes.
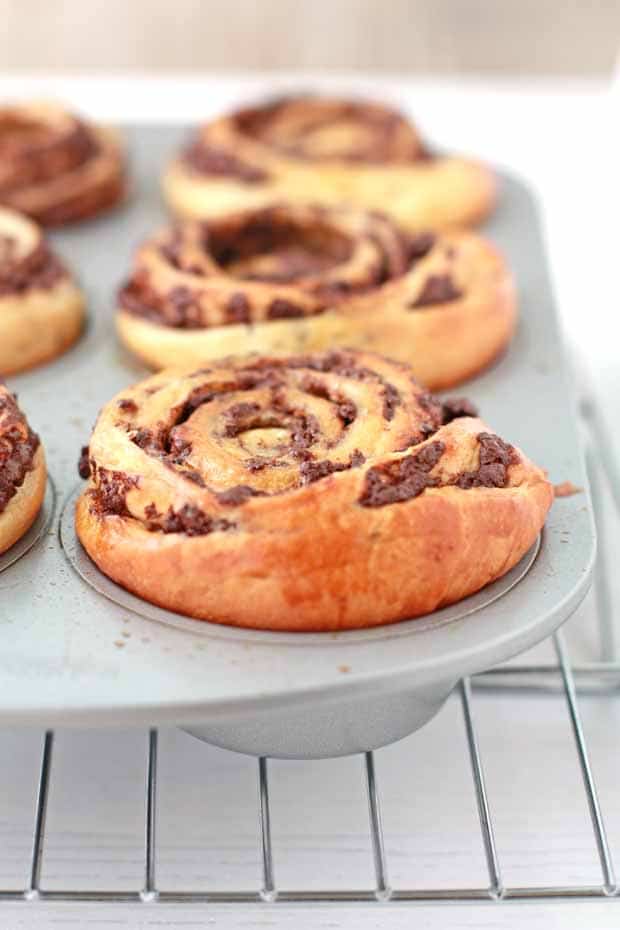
[0,102,125,225]
[76,350,552,631]
[117,204,515,390]
[163,95,497,232]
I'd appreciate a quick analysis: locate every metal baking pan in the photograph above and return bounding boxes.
[0,126,595,758]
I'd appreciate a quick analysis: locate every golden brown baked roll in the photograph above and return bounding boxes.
[116,204,515,390]
[0,101,125,225]
[76,350,552,632]
[163,96,496,231]
[0,385,46,555]
[0,207,85,375]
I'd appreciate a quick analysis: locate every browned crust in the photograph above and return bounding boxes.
[0,208,85,374]
[76,472,551,631]
[0,446,46,555]
[75,353,552,631]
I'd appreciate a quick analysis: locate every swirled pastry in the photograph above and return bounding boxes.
[163,96,496,231]
[117,204,515,390]
[0,101,125,225]
[0,385,46,555]
[76,350,552,631]
[0,207,84,375]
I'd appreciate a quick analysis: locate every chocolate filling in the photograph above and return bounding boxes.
[182,140,267,183]
[118,277,204,329]
[300,376,358,427]
[216,484,265,506]
[300,450,365,485]
[78,445,91,479]
[359,431,516,508]
[286,352,404,422]
[0,118,98,194]
[85,354,492,529]
[226,292,251,323]
[455,433,517,489]
[234,97,431,164]
[144,502,232,536]
[410,274,462,308]
[181,139,269,184]
[117,398,138,414]
[0,241,67,296]
[119,207,411,330]
[166,286,203,327]
[267,298,305,320]
[0,113,124,225]
[360,441,445,507]
[441,397,478,423]
[407,232,436,261]
[222,402,262,438]
[126,425,204,487]
[89,468,138,517]
[0,392,40,514]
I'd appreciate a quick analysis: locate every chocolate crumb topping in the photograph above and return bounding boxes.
[90,468,138,516]
[132,425,167,455]
[382,383,400,421]
[410,274,462,308]
[117,398,138,414]
[0,117,98,195]
[119,203,410,330]
[441,397,478,423]
[167,286,203,327]
[168,432,192,462]
[129,425,204,485]
[217,484,265,506]
[456,433,517,489]
[182,140,267,183]
[360,441,445,507]
[0,392,40,514]
[183,470,206,487]
[78,445,91,479]
[293,352,401,421]
[267,298,305,320]
[245,456,271,472]
[144,502,233,536]
[0,242,66,297]
[227,292,251,323]
[407,232,436,262]
[234,97,429,164]
[300,450,365,485]
[119,278,204,329]
[338,399,357,426]
[223,402,262,437]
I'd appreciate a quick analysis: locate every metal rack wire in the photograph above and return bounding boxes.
[1,393,618,910]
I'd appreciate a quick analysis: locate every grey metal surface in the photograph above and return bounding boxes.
[0,127,595,751]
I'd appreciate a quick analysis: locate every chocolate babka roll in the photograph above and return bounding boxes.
[0,207,84,374]
[76,349,552,631]
[116,204,515,390]
[163,96,496,232]
[0,101,125,225]
[0,385,46,555]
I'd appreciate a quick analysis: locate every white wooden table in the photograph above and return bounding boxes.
[0,75,617,929]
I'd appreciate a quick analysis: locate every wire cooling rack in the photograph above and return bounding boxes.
[0,389,618,911]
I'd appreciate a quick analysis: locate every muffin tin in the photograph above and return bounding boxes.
[1,126,594,758]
